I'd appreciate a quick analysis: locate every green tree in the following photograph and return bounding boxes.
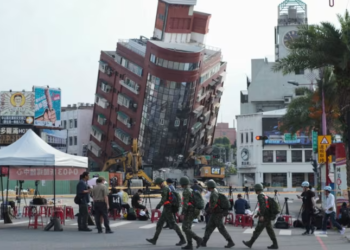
[272,10,350,201]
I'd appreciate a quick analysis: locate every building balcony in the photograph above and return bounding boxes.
[88,140,102,157]
[193,105,204,118]
[117,93,138,112]
[197,92,207,102]
[111,141,125,154]
[95,94,110,109]
[114,128,131,145]
[116,111,132,128]
[97,114,107,126]
[191,122,202,135]
[100,81,112,93]
[119,79,140,95]
[90,125,104,142]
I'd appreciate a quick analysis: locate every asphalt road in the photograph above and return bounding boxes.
[0,193,349,249]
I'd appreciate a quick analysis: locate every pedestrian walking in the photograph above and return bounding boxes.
[146,177,186,246]
[164,178,177,229]
[180,176,203,249]
[243,184,278,249]
[91,177,113,234]
[299,181,316,235]
[201,180,235,248]
[76,172,92,232]
[321,186,345,235]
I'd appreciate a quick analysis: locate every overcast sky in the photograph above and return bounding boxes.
[0,0,348,127]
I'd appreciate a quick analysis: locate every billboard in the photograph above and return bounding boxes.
[34,86,61,127]
[0,127,31,144]
[0,91,34,125]
[262,118,311,145]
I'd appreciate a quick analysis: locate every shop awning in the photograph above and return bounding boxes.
[91,125,104,134]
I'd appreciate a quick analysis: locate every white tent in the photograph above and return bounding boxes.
[0,129,87,168]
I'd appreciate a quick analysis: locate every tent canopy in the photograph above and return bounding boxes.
[0,129,87,168]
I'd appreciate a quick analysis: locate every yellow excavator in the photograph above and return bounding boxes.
[186,152,226,185]
[102,139,159,189]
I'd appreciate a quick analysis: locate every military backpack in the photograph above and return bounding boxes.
[266,196,280,219]
[218,193,230,210]
[191,190,205,210]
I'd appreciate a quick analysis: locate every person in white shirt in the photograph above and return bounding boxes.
[321,186,345,235]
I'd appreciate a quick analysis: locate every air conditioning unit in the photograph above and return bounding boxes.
[284,96,292,104]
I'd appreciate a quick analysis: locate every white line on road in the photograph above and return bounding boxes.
[314,232,328,237]
[243,228,254,234]
[279,230,292,236]
[10,221,28,225]
[70,223,78,226]
[214,228,218,232]
[110,221,132,228]
[139,224,157,229]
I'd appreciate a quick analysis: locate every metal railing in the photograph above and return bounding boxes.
[118,39,145,57]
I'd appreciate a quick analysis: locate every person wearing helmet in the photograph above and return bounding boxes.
[321,186,345,235]
[243,184,278,249]
[299,181,316,235]
[146,178,186,246]
[201,180,235,248]
[163,178,177,229]
[179,176,203,249]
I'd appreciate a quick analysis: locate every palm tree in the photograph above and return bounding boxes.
[280,67,340,134]
[272,10,350,199]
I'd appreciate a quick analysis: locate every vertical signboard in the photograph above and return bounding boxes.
[0,91,34,125]
[312,131,318,152]
[317,135,331,163]
[34,86,61,127]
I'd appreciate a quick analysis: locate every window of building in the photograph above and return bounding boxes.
[271,173,287,187]
[292,173,305,187]
[74,119,77,128]
[117,93,131,108]
[69,137,73,146]
[174,119,180,127]
[160,118,164,125]
[292,150,303,162]
[100,81,111,93]
[276,150,287,162]
[246,133,248,143]
[263,150,273,162]
[74,136,77,145]
[241,133,243,144]
[63,120,67,129]
[251,132,253,143]
[183,119,187,126]
[150,54,156,63]
[305,150,313,162]
[69,119,73,128]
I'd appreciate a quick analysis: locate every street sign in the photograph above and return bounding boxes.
[284,133,297,141]
[318,135,332,163]
[312,131,318,152]
[337,178,342,185]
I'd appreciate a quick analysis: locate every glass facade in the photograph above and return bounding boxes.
[150,54,200,71]
[139,73,195,168]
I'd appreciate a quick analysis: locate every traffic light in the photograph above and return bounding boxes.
[312,160,318,173]
[255,136,268,140]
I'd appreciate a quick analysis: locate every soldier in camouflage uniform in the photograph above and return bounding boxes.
[180,176,203,249]
[201,180,235,248]
[146,177,186,246]
[242,184,278,249]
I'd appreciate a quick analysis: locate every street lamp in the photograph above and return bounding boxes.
[287,81,327,135]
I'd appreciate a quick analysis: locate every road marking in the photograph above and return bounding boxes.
[10,221,28,225]
[70,223,78,226]
[243,229,254,234]
[110,221,132,228]
[316,235,328,250]
[214,228,218,232]
[314,231,328,237]
[140,224,157,229]
[279,230,292,236]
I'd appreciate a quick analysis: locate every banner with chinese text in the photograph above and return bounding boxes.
[9,167,85,180]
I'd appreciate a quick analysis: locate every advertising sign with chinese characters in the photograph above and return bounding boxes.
[34,86,61,128]
[318,135,331,163]
[9,167,86,181]
[0,91,35,125]
[0,127,30,144]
